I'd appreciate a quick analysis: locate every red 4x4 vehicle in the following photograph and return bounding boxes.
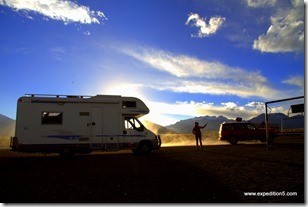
[218,122,276,145]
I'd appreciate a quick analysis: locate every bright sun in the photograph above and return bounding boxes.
[103,83,145,98]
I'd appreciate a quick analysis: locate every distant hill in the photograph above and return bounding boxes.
[165,115,231,133]
[250,113,304,129]
[0,114,14,126]
[249,113,288,124]
[0,114,15,149]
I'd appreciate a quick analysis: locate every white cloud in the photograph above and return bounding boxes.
[246,0,277,7]
[0,0,107,24]
[148,79,280,100]
[221,102,240,110]
[185,13,226,37]
[120,46,266,82]
[83,31,91,36]
[253,0,304,53]
[119,45,287,100]
[245,101,264,109]
[282,76,304,88]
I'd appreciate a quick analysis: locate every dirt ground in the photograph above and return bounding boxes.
[0,135,304,204]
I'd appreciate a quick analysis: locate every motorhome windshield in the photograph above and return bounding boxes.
[124,117,145,132]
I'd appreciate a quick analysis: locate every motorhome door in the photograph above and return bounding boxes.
[103,106,119,151]
[90,107,103,149]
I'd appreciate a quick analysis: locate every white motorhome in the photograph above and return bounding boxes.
[10,94,161,156]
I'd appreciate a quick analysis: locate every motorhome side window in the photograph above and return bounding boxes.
[41,112,63,125]
[124,117,144,132]
[122,101,136,108]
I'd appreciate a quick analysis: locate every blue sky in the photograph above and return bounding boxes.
[0,0,305,126]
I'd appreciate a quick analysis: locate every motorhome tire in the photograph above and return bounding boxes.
[134,141,152,155]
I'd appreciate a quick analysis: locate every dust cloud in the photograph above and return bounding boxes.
[0,133,14,149]
[0,123,15,149]
[142,121,229,147]
[160,131,228,147]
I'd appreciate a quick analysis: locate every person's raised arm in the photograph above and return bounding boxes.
[201,123,208,128]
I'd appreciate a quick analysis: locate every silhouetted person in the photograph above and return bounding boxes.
[192,122,207,151]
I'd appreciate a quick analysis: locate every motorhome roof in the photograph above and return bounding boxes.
[21,94,138,105]
[25,94,122,99]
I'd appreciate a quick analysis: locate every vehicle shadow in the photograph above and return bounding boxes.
[0,150,239,203]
